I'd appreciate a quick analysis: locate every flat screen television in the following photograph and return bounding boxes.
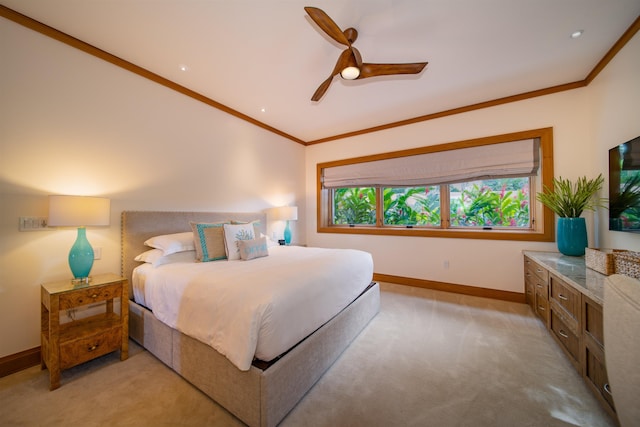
[609,135,640,233]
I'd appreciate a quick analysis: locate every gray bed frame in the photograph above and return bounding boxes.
[121,211,380,427]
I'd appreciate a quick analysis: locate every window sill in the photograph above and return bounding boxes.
[317,225,554,242]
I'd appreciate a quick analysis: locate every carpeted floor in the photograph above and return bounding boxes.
[0,283,616,426]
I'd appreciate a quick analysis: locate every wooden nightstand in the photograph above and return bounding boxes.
[40,273,129,390]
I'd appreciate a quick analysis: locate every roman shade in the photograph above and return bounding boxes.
[322,138,540,188]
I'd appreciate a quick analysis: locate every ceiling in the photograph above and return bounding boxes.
[2,0,640,144]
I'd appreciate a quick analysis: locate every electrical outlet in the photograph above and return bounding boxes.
[94,247,102,260]
[443,260,449,269]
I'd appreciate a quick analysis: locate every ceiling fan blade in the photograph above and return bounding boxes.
[311,49,354,101]
[351,46,362,68]
[358,62,428,79]
[335,48,355,73]
[311,76,334,102]
[304,6,350,46]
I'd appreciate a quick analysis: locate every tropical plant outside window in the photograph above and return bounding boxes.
[318,127,555,242]
[332,178,530,228]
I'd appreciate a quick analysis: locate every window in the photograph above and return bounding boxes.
[318,128,555,241]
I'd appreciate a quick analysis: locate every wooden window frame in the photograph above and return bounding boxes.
[317,127,555,242]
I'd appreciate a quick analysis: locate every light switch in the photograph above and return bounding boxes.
[19,216,48,231]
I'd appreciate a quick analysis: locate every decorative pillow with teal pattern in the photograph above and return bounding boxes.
[238,237,269,260]
[190,222,228,262]
[231,219,262,238]
[223,223,256,260]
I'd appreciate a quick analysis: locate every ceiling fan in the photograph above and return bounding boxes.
[304,6,428,102]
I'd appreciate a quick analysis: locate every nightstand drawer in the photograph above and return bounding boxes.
[59,283,122,309]
[59,327,122,369]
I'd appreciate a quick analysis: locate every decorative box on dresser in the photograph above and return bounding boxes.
[522,251,617,422]
[40,273,129,390]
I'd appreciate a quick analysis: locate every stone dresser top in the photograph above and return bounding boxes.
[522,250,608,305]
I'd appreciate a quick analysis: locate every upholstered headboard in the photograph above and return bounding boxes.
[121,211,267,298]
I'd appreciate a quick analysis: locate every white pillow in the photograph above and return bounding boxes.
[260,233,278,248]
[223,223,256,260]
[135,249,196,267]
[135,248,164,264]
[144,232,195,255]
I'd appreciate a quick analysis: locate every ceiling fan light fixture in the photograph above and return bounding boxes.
[340,66,360,80]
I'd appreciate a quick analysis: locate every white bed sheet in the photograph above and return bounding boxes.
[132,245,373,371]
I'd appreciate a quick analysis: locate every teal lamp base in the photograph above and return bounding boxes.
[284,220,292,245]
[68,227,94,281]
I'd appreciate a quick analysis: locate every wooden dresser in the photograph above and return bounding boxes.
[40,273,129,390]
[523,251,617,421]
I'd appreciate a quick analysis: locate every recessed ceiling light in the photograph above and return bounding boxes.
[571,30,584,39]
[261,107,266,113]
[178,64,189,72]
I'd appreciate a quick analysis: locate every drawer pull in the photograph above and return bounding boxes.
[603,383,612,396]
[558,330,569,339]
[558,293,568,301]
[536,268,543,273]
[536,284,543,288]
[88,344,99,352]
[537,306,545,311]
[91,294,99,299]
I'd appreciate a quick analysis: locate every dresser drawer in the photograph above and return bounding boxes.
[550,274,580,321]
[59,327,122,369]
[535,291,549,323]
[525,280,535,306]
[584,344,616,411]
[59,283,122,309]
[583,295,604,347]
[530,275,549,302]
[525,257,549,283]
[550,310,580,366]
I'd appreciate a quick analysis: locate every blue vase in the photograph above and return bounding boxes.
[556,217,588,256]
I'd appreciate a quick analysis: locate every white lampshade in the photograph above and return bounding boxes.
[48,195,111,227]
[272,206,298,221]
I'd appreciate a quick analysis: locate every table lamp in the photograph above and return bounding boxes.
[48,195,110,282]
[273,206,298,245]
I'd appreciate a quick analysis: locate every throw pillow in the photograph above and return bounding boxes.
[223,223,256,260]
[238,237,269,260]
[190,222,228,262]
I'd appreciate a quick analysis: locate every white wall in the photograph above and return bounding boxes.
[591,33,640,251]
[0,19,305,357]
[305,32,640,294]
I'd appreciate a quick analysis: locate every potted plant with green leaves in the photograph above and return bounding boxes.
[536,174,605,256]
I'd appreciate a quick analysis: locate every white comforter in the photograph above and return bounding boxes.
[132,246,373,371]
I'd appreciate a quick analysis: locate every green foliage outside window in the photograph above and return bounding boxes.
[333,178,531,228]
[383,187,440,226]
[450,179,530,227]
[333,187,377,224]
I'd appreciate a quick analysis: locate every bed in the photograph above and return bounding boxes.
[121,211,380,427]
